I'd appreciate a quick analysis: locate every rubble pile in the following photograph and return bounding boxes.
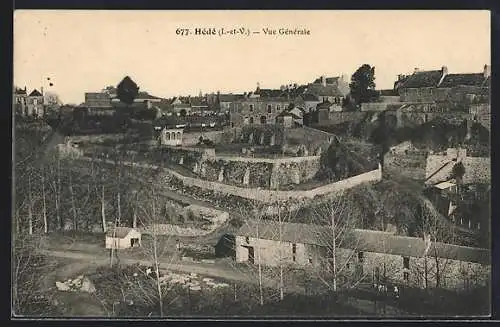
[55,275,96,294]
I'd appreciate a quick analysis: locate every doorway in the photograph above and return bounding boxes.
[130,238,140,248]
[248,246,255,264]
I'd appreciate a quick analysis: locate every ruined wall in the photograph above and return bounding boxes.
[182,130,225,146]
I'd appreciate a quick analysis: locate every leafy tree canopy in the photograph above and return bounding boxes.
[349,64,379,105]
[117,76,140,105]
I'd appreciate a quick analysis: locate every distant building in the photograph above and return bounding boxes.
[13,87,28,116]
[306,75,347,104]
[105,227,141,250]
[395,65,490,104]
[26,89,45,117]
[229,97,293,128]
[85,92,112,108]
[218,93,245,112]
[235,220,490,290]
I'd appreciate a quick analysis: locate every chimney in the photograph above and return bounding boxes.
[441,66,448,76]
[24,86,27,92]
[321,76,326,86]
[41,86,44,95]
[483,64,491,78]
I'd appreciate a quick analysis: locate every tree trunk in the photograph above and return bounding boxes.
[257,224,264,306]
[56,156,62,230]
[132,192,138,229]
[101,185,107,233]
[69,173,77,231]
[42,168,48,233]
[331,208,337,292]
[278,201,284,301]
[28,174,33,235]
[151,190,164,317]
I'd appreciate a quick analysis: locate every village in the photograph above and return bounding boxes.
[13,60,491,317]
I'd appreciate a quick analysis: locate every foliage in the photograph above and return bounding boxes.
[116,76,140,105]
[12,234,60,316]
[349,64,379,105]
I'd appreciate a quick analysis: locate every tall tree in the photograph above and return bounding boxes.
[349,64,379,105]
[116,76,140,106]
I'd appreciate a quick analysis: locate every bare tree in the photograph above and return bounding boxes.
[308,192,366,293]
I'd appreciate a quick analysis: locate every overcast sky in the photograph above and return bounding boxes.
[14,10,490,104]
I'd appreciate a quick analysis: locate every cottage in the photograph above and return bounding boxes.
[105,227,141,250]
[235,220,490,290]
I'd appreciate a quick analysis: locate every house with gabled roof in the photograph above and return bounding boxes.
[105,227,141,249]
[235,220,490,290]
[395,65,490,104]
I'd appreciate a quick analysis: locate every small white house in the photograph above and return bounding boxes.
[161,128,184,146]
[105,227,142,250]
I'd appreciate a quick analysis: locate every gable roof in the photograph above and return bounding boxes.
[303,93,321,102]
[237,221,490,264]
[400,70,443,89]
[29,89,43,97]
[438,73,486,88]
[219,94,245,102]
[106,227,137,238]
[306,84,343,97]
[14,88,27,95]
[136,92,162,100]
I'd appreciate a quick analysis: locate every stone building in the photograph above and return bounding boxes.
[235,220,490,291]
[26,89,45,117]
[396,65,490,104]
[85,92,112,107]
[229,97,293,128]
[13,87,28,116]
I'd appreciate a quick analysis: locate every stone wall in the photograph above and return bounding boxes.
[336,247,490,291]
[182,130,225,146]
[81,157,382,202]
[386,110,471,129]
[400,86,489,104]
[326,112,367,125]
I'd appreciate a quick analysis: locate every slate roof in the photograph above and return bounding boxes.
[306,84,343,97]
[256,89,284,98]
[438,73,486,88]
[14,88,27,95]
[313,76,340,85]
[106,227,137,238]
[302,93,321,101]
[399,70,443,89]
[136,92,162,100]
[29,89,43,97]
[237,221,490,264]
[219,94,245,102]
[317,100,333,109]
[425,154,491,185]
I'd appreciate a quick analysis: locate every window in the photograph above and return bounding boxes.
[403,257,410,269]
[249,104,254,112]
[277,105,281,111]
[292,243,297,262]
[357,252,364,263]
[267,105,272,113]
[249,117,254,124]
[245,236,250,244]
[403,272,409,282]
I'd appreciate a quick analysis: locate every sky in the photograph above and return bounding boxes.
[14,10,490,104]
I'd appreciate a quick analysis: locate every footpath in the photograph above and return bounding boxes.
[43,249,411,316]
